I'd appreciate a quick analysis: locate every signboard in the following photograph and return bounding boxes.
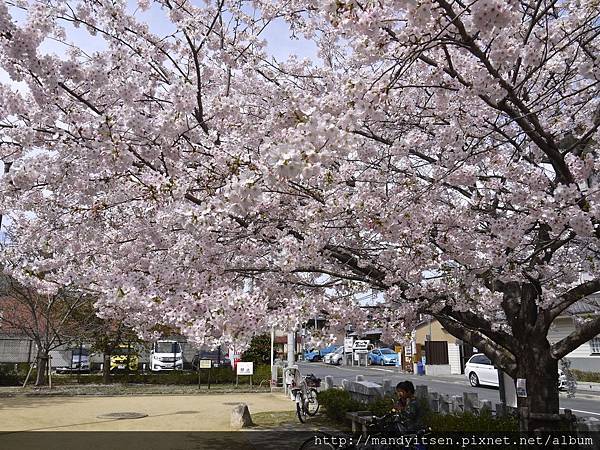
[236,361,254,376]
[352,340,370,353]
[516,378,527,398]
[344,337,354,353]
[199,359,212,369]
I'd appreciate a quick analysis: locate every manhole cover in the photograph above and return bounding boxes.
[97,412,148,420]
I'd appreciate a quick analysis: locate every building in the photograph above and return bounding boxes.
[412,294,600,375]
[547,294,600,371]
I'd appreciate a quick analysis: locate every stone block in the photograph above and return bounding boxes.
[230,403,253,429]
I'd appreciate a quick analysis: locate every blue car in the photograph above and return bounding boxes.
[304,345,340,362]
[368,348,398,366]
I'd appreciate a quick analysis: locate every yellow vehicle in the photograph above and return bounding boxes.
[110,345,139,372]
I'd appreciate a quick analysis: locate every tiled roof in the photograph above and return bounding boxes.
[564,293,600,315]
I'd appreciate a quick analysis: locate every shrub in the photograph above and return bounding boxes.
[0,363,35,386]
[571,369,600,383]
[424,410,518,432]
[317,389,362,421]
[49,364,272,385]
[367,395,395,417]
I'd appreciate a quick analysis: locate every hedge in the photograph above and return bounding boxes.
[571,369,600,383]
[0,363,271,386]
[317,389,518,432]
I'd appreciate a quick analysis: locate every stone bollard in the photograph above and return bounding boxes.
[324,376,334,390]
[480,400,492,414]
[415,385,428,400]
[451,395,463,413]
[578,418,600,450]
[356,375,365,382]
[463,392,478,413]
[495,403,506,417]
[382,379,392,395]
[429,392,440,413]
[230,403,253,429]
[439,394,450,414]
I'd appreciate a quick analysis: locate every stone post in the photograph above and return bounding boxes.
[463,392,479,413]
[415,385,429,400]
[429,392,440,413]
[451,395,463,413]
[324,376,334,390]
[439,394,450,414]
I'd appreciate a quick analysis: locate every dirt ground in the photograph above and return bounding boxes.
[0,392,295,432]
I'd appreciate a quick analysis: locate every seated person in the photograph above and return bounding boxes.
[394,381,423,433]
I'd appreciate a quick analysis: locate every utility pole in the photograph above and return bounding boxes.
[287,331,295,366]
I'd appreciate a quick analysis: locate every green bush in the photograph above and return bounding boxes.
[317,389,518,434]
[424,409,518,432]
[317,389,362,421]
[571,369,600,383]
[0,363,35,386]
[49,364,272,385]
[367,395,395,417]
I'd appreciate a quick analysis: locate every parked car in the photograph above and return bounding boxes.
[325,346,344,365]
[150,340,183,372]
[464,354,567,389]
[110,345,139,372]
[304,345,339,362]
[55,348,90,374]
[191,349,231,370]
[368,348,398,366]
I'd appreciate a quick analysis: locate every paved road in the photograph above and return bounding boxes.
[298,361,600,419]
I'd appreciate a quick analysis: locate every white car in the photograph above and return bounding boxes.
[465,354,567,390]
[326,346,344,365]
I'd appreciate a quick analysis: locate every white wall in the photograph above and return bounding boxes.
[548,317,600,371]
[448,343,461,374]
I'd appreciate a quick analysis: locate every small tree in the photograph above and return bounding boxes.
[241,334,271,365]
[0,275,88,385]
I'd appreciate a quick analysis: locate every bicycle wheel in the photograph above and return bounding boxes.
[296,393,307,423]
[306,388,320,416]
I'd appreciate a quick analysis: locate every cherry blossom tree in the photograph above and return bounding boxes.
[0,0,598,430]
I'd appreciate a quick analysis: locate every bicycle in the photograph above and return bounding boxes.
[298,413,430,449]
[284,367,321,423]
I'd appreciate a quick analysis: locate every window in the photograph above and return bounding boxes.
[470,354,492,365]
[589,337,600,355]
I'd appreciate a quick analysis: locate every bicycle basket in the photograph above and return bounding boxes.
[305,374,321,387]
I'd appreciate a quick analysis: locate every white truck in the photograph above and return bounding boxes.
[150,340,183,372]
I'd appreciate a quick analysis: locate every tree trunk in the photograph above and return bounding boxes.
[35,351,48,386]
[102,353,111,384]
[516,342,561,432]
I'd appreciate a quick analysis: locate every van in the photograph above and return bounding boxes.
[56,348,91,374]
[150,340,183,372]
[110,345,139,372]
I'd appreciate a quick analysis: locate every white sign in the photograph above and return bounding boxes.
[199,359,212,369]
[503,372,518,407]
[516,378,527,397]
[236,361,254,376]
[344,337,354,353]
[353,340,370,353]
